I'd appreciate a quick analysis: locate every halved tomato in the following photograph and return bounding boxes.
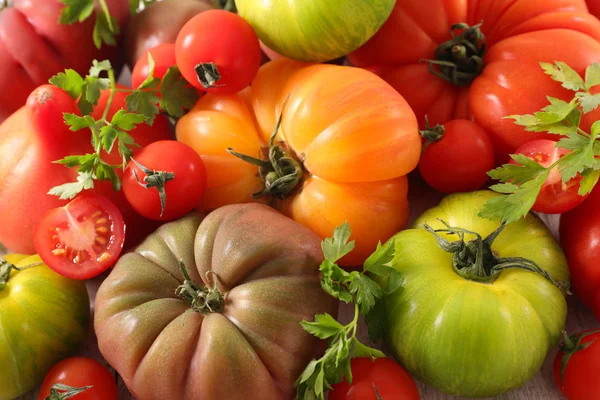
[33,194,125,280]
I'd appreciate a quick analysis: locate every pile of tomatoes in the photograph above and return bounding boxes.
[1,0,600,399]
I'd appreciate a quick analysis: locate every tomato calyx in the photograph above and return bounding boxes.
[424,220,569,290]
[130,157,176,217]
[420,116,446,144]
[45,383,93,400]
[227,98,305,199]
[194,62,226,89]
[558,330,600,387]
[175,260,224,314]
[422,22,486,87]
[214,0,237,12]
[0,258,43,290]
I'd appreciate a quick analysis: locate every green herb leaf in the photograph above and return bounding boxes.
[96,162,121,191]
[579,169,600,195]
[300,314,345,340]
[575,92,600,113]
[541,61,586,91]
[48,171,95,200]
[89,60,112,78]
[159,66,200,118]
[558,145,595,183]
[64,113,96,131]
[349,273,383,315]
[58,0,94,24]
[365,299,387,343]
[93,10,119,49]
[585,62,600,88]
[111,109,147,130]
[352,338,385,359]
[126,91,160,125]
[320,260,353,304]
[322,222,355,263]
[363,241,395,273]
[487,154,546,185]
[49,69,85,99]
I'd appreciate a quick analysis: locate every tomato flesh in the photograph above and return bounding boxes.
[34,194,125,280]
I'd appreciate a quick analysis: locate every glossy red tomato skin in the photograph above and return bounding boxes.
[329,358,420,400]
[512,140,587,214]
[175,10,261,94]
[560,185,600,309]
[123,140,207,221]
[38,357,118,400]
[553,331,600,400]
[131,43,177,89]
[419,119,494,194]
[34,194,125,280]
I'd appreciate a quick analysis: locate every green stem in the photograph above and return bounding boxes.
[175,261,224,314]
[0,259,43,290]
[419,116,446,144]
[558,329,600,386]
[98,0,115,32]
[130,157,175,217]
[101,69,117,122]
[45,384,93,400]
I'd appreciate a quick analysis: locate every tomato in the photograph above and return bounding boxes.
[94,204,338,400]
[0,0,128,122]
[38,357,118,400]
[175,10,261,95]
[0,254,89,399]
[511,139,587,214]
[0,84,171,254]
[349,1,600,164]
[381,190,569,397]
[553,330,600,400]
[236,0,395,62]
[560,185,600,312]
[587,0,600,18]
[419,119,494,193]
[124,0,213,70]
[177,59,421,266]
[123,140,207,221]
[131,43,176,89]
[329,358,420,400]
[33,194,125,280]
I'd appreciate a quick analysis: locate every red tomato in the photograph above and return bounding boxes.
[560,185,600,310]
[419,119,494,193]
[38,357,118,400]
[131,43,177,89]
[122,140,207,221]
[329,358,420,400]
[553,330,600,400]
[34,194,125,280]
[512,140,587,214]
[175,10,261,94]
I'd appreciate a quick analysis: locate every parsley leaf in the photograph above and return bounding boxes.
[59,0,119,49]
[321,221,355,263]
[541,61,586,91]
[160,66,200,118]
[58,0,94,24]
[49,69,85,99]
[47,171,95,200]
[300,314,344,340]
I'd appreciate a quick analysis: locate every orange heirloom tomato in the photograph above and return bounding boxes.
[177,59,421,266]
[349,0,600,164]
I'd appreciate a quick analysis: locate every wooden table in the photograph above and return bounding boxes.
[12,176,598,400]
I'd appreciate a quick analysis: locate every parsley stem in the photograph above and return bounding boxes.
[98,0,115,32]
[102,69,117,122]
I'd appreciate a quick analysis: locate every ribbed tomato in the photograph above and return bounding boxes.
[176,59,421,266]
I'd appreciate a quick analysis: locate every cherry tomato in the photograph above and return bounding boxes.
[553,330,600,400]
[329,358,420,400]
[122,140,207,221]
[418,119,495,193]
[33,194,125,280]
[38,357,118,400]
[512,140,587,214]
[131,43,177,89]
[175,10,261,94]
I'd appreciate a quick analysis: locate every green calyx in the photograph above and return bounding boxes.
[227,98,305,199]
[175,261,224,315]
[419,116,446,144]
[131,157,175,218]
[214,0,237,12]
[194,62,224,90]
[0,259,19,290]
[422,22,486,87]
[559,330,600,387]
[45,384,93,400]
[424,220,569,291]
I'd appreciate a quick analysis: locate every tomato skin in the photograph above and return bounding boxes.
[38,357,118,400]
[419,119,494,193]
[553,331,600,400]
[329,358,420,400]
[131,43,177,89]
[560,185,600,310]
[175,10,261,95]
[383,191,568,397]
[0,254,89,400]
[512,139,587,214]
[123,140,207,221]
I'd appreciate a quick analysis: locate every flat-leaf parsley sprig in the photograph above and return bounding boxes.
[479,61,600,223]
[48,57,199,200]
[295,222,403,400]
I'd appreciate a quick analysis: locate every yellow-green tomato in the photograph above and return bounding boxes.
[383,191,569,398]
[0,254,89,400]
[236,0,396,62]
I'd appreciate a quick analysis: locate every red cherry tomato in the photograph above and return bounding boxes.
[122,140,207,221]
[33,194,125,280]
[175,9,261,94]
[38,357,118,400]
[131,43,177,89]
[418,119,495,193]
[329,358,420,400]
[553,330,600,400]
[512,139,587,214]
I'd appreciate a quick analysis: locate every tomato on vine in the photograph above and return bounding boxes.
[122,140,207,221]
[553,330,600,400]
[175,9,261,94]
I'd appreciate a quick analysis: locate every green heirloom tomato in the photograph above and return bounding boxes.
[383,191,569,398]
[94,204,338,400]
[236,0,396,62]
[0,254,90,400]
